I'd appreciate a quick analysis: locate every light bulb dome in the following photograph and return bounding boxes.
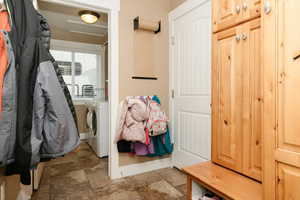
[79,10,100,24]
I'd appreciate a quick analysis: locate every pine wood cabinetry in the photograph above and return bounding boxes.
[212,18,262,181]
[211,0,300,197]
[242,19,262,181]
[212,0,261,32]
[263,0,300,199]
[212,25,243,172]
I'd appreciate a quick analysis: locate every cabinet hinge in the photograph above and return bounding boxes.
[171,89,175,98]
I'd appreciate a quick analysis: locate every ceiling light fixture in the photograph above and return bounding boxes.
[79,10,100,24]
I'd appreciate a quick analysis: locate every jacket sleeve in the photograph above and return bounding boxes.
[31,60,80,167]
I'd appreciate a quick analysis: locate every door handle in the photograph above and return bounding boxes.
[242,2,248,11]
[264,1,271,14]
[235,5,241,14]
[293,51,300,61]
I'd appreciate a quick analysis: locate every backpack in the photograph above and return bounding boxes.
[146,99,168,136]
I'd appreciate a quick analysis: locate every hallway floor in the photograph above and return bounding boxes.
[32,142,187,200]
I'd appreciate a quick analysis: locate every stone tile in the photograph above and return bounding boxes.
[94,178,135,196]
[49,170,92,199]
[48,161,82,177]
[77,156,102,169]
[97,190,143,200]
[136,182,184,200]
[32,142,187,200]
[67,170,88,183]
[148,180,183,199]
[50,182,96,200]
[176,184,187,195]
[31,184,50,200]
[47,152,78,166]
[85,165,110,190]
[126,170,163,187]
[156,167,187,187]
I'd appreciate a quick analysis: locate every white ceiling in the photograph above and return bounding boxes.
[39,1,108,41]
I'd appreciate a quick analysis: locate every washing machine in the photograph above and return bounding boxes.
[86,101,109,158]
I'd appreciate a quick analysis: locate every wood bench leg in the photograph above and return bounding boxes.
[187,176,192,200]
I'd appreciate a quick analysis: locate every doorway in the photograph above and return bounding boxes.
[35,0,120,179]
[169,0,212,169]
[37,0,110,178]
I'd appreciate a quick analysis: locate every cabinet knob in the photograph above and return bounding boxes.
[242,2,248,11]
[235,5,241,14]
[264,1,271,14]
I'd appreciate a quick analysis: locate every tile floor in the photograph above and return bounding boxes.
[32,142,187,200]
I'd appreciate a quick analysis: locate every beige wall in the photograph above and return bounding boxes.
[119,0,171,112]
[170,0,187,10]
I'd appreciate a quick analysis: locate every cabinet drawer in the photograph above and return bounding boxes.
[212,0,261,33]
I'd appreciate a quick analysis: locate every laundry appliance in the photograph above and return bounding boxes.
[86,101,109,158]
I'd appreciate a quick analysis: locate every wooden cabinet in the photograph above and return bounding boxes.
[212,25,243,172]
[242,19,262,181]
[212,19,262,181]
[263,0,300,199]
[213,0,261,32]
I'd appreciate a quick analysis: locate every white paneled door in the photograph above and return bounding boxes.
[169,0,211,169]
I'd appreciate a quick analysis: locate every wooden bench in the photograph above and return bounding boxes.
[182,161,263,200]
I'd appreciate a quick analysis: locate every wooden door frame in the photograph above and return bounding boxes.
[168,0,212,166]
[38,0,121,179]
[262,0,277,199]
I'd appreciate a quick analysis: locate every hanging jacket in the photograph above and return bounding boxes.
[147,96,173,157]
[0,30,16,167]
[37,12,78,129]
[115,97,149,144]
[0,11,10,114]
[5,0,80,184]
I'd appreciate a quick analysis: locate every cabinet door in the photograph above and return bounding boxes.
[242,19,262,181]
[212,0,241,32]
[263,0,300,199]
[212,25,243,172]
[276,0,300,197]
[278,163,300,200]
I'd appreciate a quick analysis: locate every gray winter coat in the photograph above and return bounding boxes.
[0,30,80,168]
[0,31,16,167]
[31,60,80,167]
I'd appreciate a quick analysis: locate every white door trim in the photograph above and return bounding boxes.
[38,0,121,179]
[119,158,172,178]
[169,0,212,167]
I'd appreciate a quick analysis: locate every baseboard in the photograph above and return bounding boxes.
[80,133,89,140]
[119,158,172,178]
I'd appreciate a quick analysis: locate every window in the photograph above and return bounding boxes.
[75,52,98,98]
[50,49,101,100]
